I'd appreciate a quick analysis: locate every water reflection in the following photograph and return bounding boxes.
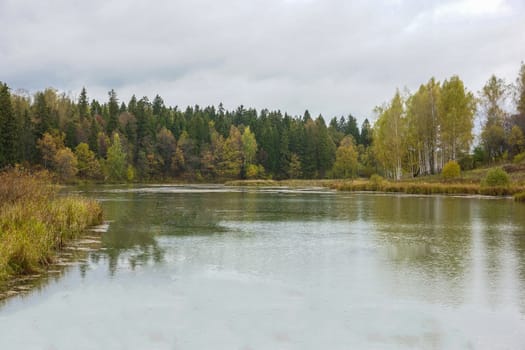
[80,188,525,315]
[3,187,525,349]
[477,201,525,313]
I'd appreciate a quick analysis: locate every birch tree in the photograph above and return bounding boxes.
[406,78,441,175]
[373,90,406,180]
[439,76,476,162]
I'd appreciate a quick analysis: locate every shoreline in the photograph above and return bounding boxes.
[0,170,103,287]
[74,179,525,200]
[224,179,525,199]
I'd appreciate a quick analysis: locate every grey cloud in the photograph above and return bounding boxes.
[1,0,524,122]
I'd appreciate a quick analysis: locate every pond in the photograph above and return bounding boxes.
[1,185,525,349]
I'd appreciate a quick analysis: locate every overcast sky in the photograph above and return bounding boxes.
[1,0,524,123]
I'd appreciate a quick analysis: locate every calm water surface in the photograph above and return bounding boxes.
[1,185,525,349]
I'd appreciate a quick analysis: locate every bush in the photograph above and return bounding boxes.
[514,192,525,202]
[483,167,510,187]
[514,152,525,164]
[246,164,262,179]
[442,160,461,180]
[369,174,384,189]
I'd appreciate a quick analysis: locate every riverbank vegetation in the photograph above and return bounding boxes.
[229,177,525,197]
[0,63,524,185]
[228,165,525,197]
[0,169,103,282]
[514,191,525,202]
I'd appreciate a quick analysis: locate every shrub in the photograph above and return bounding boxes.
[126,165,135,182]
[514,152,525,164]
[442,160,461,180]
[369,174,384,190]
[514,192,525,202]
[246,164,264,179]
[483,167,510,187]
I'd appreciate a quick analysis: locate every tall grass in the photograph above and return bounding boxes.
[327,179,524,196]
[226,175,525,196]
[0,168,102,281]
[514,192,525,202]
[227,177,525,196]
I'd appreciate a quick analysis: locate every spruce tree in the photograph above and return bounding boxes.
[360,119,372,147]
[33,92,51,137]
[0,82,18,167]
[106,89,119,135]
[345,114,360,142]
[78,87,89,120]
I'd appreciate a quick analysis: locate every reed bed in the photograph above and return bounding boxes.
[227,177,525,196]
[0,169,102,281]
[326,179,525,196]
[514,192,525,202]
[225,179,338,187]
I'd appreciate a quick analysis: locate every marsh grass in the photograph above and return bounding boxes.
[229,177,525,196]
[327,179,525,196]
[225,179,337,187]
[0,168,102,281]
[514,192,525,202]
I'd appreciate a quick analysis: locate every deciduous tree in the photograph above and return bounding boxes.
[106,133,127,181]
[480,75,509,161]
[439,76,476,162]
[332,136,358,179]
[373,91,406,180]
[54,148,78,181]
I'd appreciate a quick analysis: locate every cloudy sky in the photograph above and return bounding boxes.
[1,0,524,123]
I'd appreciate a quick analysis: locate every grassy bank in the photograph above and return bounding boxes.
[326,179,525,196]
[227,176,525,197]
[224,179,336,187]
[0,169,103,282]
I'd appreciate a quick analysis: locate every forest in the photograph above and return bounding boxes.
[0,62,524,183]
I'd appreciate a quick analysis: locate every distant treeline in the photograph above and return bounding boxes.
[0,62,524,182]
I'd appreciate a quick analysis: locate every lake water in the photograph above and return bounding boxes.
[1,185,525,349]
